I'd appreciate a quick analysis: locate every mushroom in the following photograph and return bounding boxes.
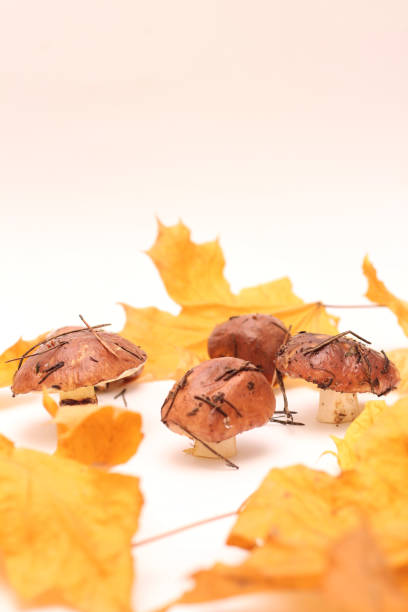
[11,326,147,409]
[161,356,276,468]
[207,314,288,383]
[276,331,400,424]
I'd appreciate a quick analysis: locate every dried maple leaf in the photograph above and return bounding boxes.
[0,434,142,612]
[147,218,233,307]
[121,221,339,381]
[363,256,408,336]
[161,399,408,610]
[165,527,408,612]
[331,399,389,470]
[332,397,408,503]
[43,390,143,466]
[231,398,408,556]
[322,526,408,612]
[227,464,359,553]
[0,333,46,388]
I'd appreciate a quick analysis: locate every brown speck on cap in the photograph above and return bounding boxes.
[12,326,147,394]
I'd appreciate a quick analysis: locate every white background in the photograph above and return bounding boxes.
[0,1,407,611]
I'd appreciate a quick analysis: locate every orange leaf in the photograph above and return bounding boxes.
[322,527,408,612]
[147,219,233,307]
[122,221,338,381]
[42,390,144,466]
[227,465,358,551]
[363,256,408,336]
[164,527,408,612]
[331,399,388,470]
[161,400,408,611]
[42,387,59,416]
[0,333,46,388]
[0,434,142,612]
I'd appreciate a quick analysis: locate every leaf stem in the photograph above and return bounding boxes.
[322,304,385,309]
[132,511,238,548]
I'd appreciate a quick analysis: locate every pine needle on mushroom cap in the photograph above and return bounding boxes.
[276,332,399,395]
[161,357,276,444]
[12,326,147,394]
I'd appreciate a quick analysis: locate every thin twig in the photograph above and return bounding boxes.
[113,342,144,360]
[161,369,192,423]
[212,392,242,417]
[113,388,128,408]
[303,330,371,356]
[271,325,292,388]
[215,361,262,382]
[276,370,290,419]
[6,324,111,369]
[132,511,238,548]
[174,422,239,469]
[79,315,118,357]
[355,343,374,393]
[272,370,305,425]
[194,395,228,418]
[5,341,69,363]
[38,362,65,384]
[381,350,390,374]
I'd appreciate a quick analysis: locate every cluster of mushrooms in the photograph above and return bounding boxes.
[161,314,400,468]
[10,315,400,469]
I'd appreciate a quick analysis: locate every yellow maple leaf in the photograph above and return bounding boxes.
[43,387,59,416]
[363,256,408,336]
[161,399,408,609]
[332,397,408,495]
[147,218,233,307]
[0,333,46,388]
[321,526,408,612]
[331,399,389,470]
[164,526,408,612]
[43,390,143,466]
[0,434,142,612]
[229,399,408,562]
[388,348,408,393]
[227,464,359,552]
[122,220,339,381]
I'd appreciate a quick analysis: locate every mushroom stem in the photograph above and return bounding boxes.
[191,436,237,459]
[59,386,97,407]
[191,437,237,459]
[317,389,362,425]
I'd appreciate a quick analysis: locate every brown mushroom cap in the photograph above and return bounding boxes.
[276,332,400,396]
[161,357,276,443]
[12,326,147,394]
[207,314,288,383]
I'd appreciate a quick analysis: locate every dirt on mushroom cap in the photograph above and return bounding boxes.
[161,357,276,443]
[276,332,400,395]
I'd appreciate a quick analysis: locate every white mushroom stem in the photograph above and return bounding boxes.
[59,385,97,408]
[191,437,237,459]
[317,389,362,425]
